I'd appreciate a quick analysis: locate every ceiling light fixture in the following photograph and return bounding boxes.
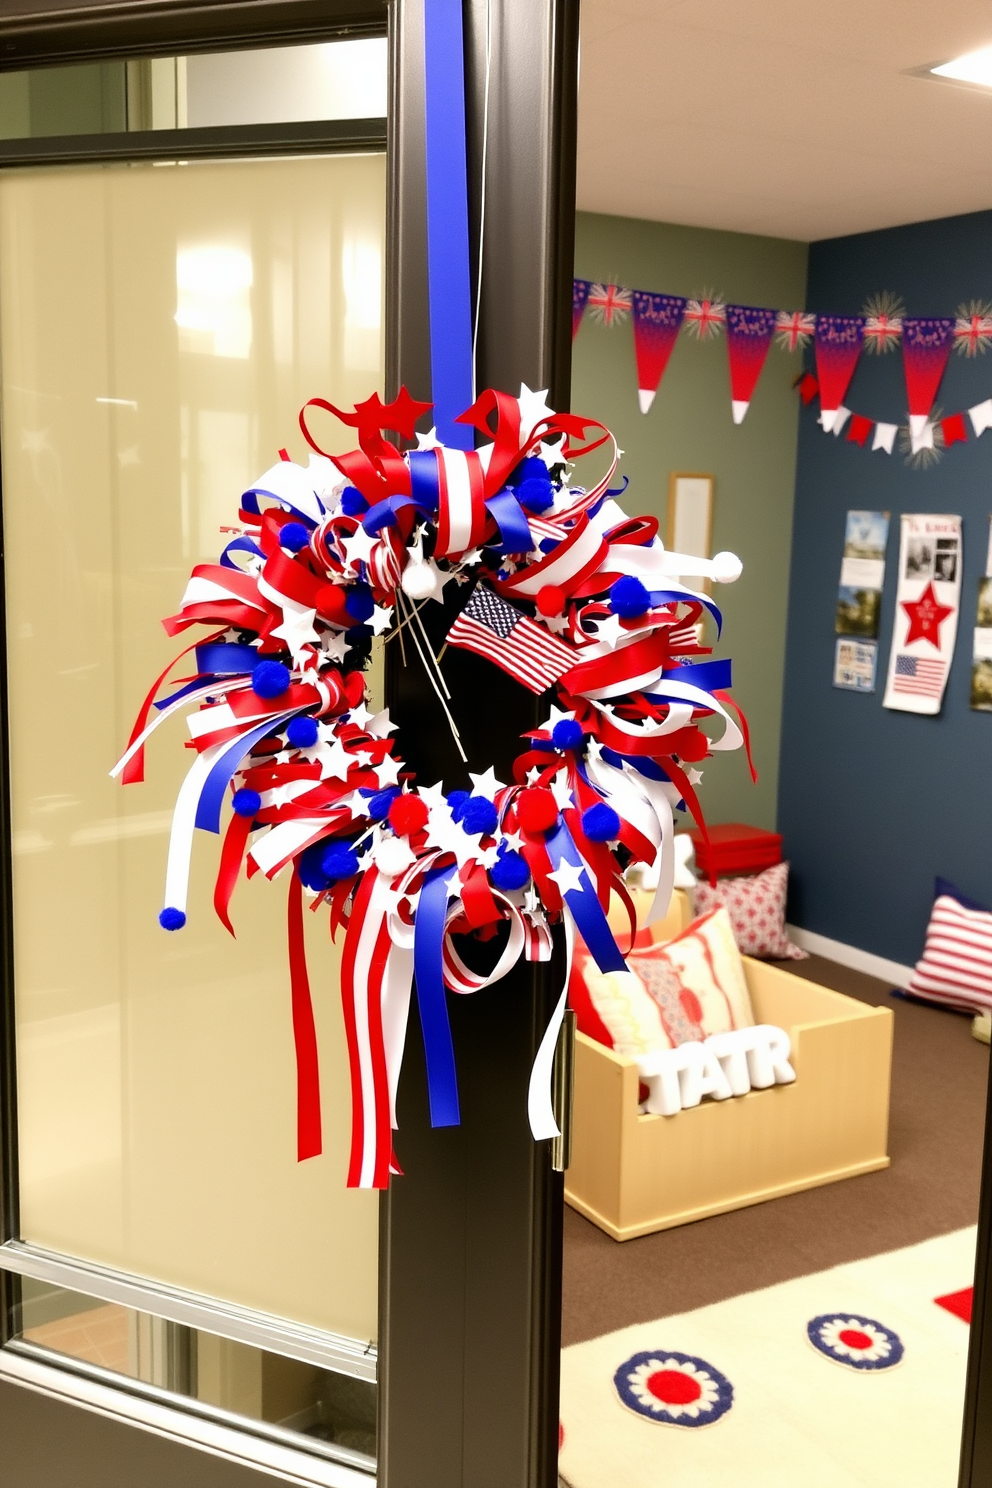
[931,45,992,89]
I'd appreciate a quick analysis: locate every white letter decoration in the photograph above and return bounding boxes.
[636,1025,796,1116]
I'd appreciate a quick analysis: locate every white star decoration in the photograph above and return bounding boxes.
[468,766,506,798]
[516,384,555,443]
[342,525,378,571]
[370,605,394,636]
[548,861,585,895]
[271,602,320,659]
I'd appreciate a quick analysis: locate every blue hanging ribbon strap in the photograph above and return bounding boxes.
[414,864,462,1127]
[423,0,474,449]
[545,822,627,974]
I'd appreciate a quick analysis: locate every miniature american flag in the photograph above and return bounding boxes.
[447,587,576,693]
[893,653,945,697]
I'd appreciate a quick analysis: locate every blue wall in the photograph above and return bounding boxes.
[779,209,992,967]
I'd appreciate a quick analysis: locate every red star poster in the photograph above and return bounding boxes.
[883,514,962,715]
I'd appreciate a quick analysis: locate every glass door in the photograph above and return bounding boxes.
[0,44,386,1481]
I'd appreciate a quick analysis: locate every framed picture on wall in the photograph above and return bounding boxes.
[667,472,714,563]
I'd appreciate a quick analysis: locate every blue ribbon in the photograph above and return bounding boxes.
[423,0,474,449]
[647,587,723,634]
[195,642,260,676]
[362,492,429,535]
[413,864,461,1127]
[485,489,534,555]
[220,535,264,569]
[653,657,732,693]
[546,822,627,973]
[194,713,296,833]
[600,747,671,782]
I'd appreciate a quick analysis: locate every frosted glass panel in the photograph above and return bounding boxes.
[0,153,384,1344]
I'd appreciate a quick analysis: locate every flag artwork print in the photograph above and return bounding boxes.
[883,514,962,715]
[446,586,576,693]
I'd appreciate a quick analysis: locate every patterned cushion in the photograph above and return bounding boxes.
[693,861,808,961]
[908,894,992,1013]
[571,906,754,1055]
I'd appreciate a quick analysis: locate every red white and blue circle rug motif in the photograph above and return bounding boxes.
[806,1313,904,1371]
[613,1349,733,1427]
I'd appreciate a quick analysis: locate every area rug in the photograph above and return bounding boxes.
[559,1227,975,1488]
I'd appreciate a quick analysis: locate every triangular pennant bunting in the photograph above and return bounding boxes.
[631,292,686,414]
[725,305,777,423]
[572,279,591,340]
[814,316,865,431]
[902,318,956,440]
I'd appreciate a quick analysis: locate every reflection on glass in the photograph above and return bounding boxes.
[0,39,388,141]
[0,153,384,1340]
[175,245,254,359]
[12,1274,375,1468]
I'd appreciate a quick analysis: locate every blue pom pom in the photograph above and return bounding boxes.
[446,789,469,821]
[159,906,187,931]
[287,716,319,749]
[345,584,375,622]
[610,576,650,618]
[297,840,332,892]
[514,455,552,486]
[461,796,498,836]
[252,660,291,698]
[490,850,530,891]
[368,787,400,821]
[552,719,584,752]
[232,787,261,817]
[582,802,621,842]
[345,624,373,646]
[518,478,555,513]
[322,844,360,881]
[340,487,367,516]
[279,521,310,553]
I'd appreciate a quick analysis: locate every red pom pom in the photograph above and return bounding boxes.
[536,584,566,617]
[516,787,559,834]
[315,583,349,624]
[669,726,709,762]
[388,794,429,837]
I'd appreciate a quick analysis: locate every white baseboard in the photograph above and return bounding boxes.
[786,925,914,990]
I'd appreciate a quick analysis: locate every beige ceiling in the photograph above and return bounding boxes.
[576,0,992,241]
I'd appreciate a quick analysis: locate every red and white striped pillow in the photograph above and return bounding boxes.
[908,894,992,1012]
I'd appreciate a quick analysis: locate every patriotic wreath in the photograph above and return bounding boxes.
[113,383,751,1188]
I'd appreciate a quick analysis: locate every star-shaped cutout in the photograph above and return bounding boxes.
[416,781,448,809]
[370,604,394,636]
[541,612,571,635]
[548,861,585,896]
[591,613,631,649]
[901,581,954,648]
[271,602,320,660]
[517,384,555,443]
[469,766,506,797]
[346,701,375,731]
[321,630,350,663]
[550,775,573,810]
[525,766,544,786]
[373,753,403,788]
[415,426,441,449]
[367,708,398,738]
[305,734,352,780]
[501,830,524,852]
[342,525,379,571]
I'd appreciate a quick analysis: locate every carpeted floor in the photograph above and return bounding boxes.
[561,954,990,1348]
[559,1227,976,1488]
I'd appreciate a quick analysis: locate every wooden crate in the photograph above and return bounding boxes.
[564,957,893,1241]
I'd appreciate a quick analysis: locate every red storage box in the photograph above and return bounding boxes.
[688,822,782,882]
